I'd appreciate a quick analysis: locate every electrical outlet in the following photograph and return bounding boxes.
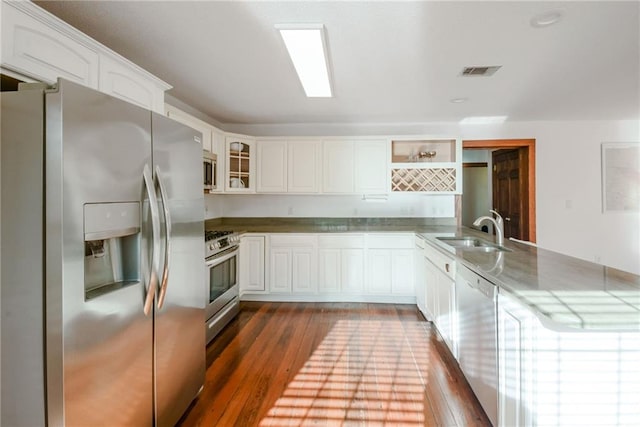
[565,199,572,209]
[287,207,294,216]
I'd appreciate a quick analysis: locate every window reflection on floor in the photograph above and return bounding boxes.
[260,320,430,426]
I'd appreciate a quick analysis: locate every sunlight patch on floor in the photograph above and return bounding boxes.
[260,320,431,426]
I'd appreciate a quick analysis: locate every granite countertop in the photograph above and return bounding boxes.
[418,230,640,332]
[205,217,640,332]
[205,217,458,234]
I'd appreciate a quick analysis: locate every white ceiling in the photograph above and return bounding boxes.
[35,1,640,126]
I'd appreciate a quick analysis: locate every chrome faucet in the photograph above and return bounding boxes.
[473,209,505,247]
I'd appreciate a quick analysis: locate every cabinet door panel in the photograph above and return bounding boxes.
[288,141,320,193]
[391,249,414,295]
[318,249,341,292]
[322,141,354,193]
[437,274,456,352]
[99,55,161,112]
[424,258,438,321]
[367,249,391,294]
[291,248,316,293]
[341,249,364,293]
[2,4,99,86]
[240,236,265,292]
[225,137,255,192]
[257,141,287,193]
[269,249,291,293]
[498,305,523,427]
[355,140,388,193]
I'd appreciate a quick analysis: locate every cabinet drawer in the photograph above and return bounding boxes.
[318,234,364,249]
[366,234,414,249]
[424,242,456,279]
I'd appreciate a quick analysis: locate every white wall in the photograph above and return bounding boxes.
[225,119,640,274]
[206,193,455,219]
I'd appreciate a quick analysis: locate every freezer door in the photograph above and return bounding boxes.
[151,112,205,427]
[1,90,47,427]
[46,79,154,426]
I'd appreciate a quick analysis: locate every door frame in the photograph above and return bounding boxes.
[462,139,536,242]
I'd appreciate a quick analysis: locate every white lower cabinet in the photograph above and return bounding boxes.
[423,241,456,354]
[269,235,317,294]
[242,233,413,301]
[367,249,392,294]
[365,234,414,296]
[239,235,265,293]
[291,248,316,293]
[269,248,292,293]
[391,249,414,295]
[317,235,365,294]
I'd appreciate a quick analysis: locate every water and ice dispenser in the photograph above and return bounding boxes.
[84,202,141,300]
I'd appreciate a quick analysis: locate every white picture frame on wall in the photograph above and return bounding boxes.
[601,142,640,213]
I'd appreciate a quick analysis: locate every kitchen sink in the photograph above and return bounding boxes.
[436,236,511,252]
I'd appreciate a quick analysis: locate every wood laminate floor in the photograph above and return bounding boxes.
[177,302,491,426]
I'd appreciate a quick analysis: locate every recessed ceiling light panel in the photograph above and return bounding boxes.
[530,9,564,28]
[276,24,332,98]
[460,116,508,125]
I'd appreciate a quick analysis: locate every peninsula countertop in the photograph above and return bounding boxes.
[205,217,640,332]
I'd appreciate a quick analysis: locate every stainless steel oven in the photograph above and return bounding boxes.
[205,231,240,344]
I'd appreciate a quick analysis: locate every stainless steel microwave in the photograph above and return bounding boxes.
[203,150,217,192]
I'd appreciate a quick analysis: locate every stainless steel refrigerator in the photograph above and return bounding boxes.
[1,79,205,426]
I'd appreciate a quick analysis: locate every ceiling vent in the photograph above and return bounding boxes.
[461,66,501,77]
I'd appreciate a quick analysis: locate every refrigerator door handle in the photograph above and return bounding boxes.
[155,166,172,310]
[143,164,160,316]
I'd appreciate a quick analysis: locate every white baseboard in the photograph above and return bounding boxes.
[239,293,417,304]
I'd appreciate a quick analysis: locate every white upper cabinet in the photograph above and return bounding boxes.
[323,139,389,194]
[288,141,320,193]
[225,135,256,192]
[99,55,165,113]
[256,139,321,194]
[257,140,287,193]
[355,140,388,194]
[322,140,355,193]
[1,2,99,87]
[1,1,170,113]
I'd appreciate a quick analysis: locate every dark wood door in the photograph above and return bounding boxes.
[492,148,529,240]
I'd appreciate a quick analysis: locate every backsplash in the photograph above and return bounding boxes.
[205,193,455,219]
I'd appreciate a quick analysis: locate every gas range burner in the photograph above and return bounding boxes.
[205,230,233,241]
[204,230,241,259]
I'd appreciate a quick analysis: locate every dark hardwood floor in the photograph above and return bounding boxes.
[177,302,491,426]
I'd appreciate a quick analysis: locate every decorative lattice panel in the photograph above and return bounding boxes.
[391,168,457,192]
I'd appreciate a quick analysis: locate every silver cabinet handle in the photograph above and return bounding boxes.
[155,166,172,310]
[505,217,511,221]
[142,164,160,316]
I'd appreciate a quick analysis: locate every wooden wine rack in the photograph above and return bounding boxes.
[391,168,457,192]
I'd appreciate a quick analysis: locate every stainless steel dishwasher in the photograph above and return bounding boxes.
[456,264,498,427]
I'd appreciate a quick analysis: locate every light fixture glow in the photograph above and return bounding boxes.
[450,97,468,104]
[277,24,332,97]
[459,116,508,125]
[530,9,564,28]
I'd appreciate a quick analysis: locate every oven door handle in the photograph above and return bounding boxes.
[142,164,160,316]
[205,247,239,268]
[155,166,172,310]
